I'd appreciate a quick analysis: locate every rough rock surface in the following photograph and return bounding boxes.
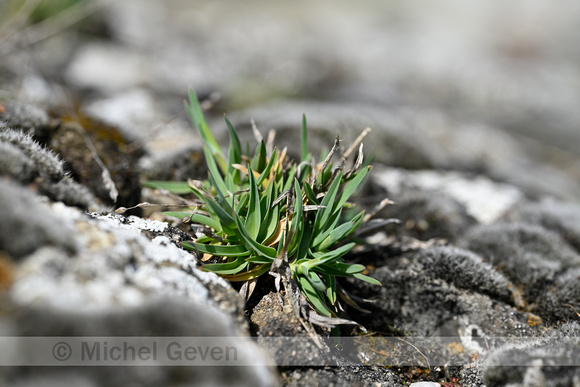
[1,2,580,386]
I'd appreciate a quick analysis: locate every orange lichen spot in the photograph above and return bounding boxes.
[528,314,543,327]
[0,253,14,291]
[0,102,5,113]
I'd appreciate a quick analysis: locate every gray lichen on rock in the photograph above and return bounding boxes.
[461,222,580,303]
[0,128,65,180]
[483,322,580,387]
[0,101,49,136]
[0,126,101,210]
[420,246,514,303]
[0,180,76,259]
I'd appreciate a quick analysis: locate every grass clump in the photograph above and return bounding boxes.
[147,88,380,318]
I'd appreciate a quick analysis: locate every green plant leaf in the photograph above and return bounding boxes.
[186,88,227,173]
[314,170,343,234]
[225,173,236,199]
[163,211,222,232]
[258,182,279,241]
[251,141,267,173]
[313,262,363,276]
[311,209,343,248]
[222,263,270,281]
[305,269,327,293]
[256,147,277,187]
[143,181,192,194]
[235,192,249,215]
[244,166,261,239]
[323,274,337,305]
[162,211,191,220]
[331,262,366,274]
[296,274,333,317]
[351,273,382,285]
[288,179,304,256]
[201,255,249,275]
[308,242,356,268]
[204,145,229,199]
[296,221,312,262]
[317,212,364,250]
[184,242,250,257]
[301,114,309,162]
[203,195,237,236]
[282,165,297,193]
[333,165,372,216]
[245,255,275,264]
[225,116,242,181]
[303,182,318,205]
[232,214,278,259]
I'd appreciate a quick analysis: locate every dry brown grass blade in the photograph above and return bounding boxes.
[312,136,339,184]
[251,119,263,143]
[363,198,395,223]
[566,304,580,318]
[262,217,288,247]
[239,278,258,300]
[344,143,365,179]
[342,127,371,161]
[266,129,276,155]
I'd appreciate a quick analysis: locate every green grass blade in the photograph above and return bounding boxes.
[297,274,332,317]
[162,211,191,220]
[314,170,343,234]
[232,214,278,259]
[296,222,312,262]
[258,183,279,241]
[188,214,222,233]
[186,88,227,173]
[143,181,191,194]
[311,209,342,248]
[306,269,326,293]
[204,197,237,235]
[256,147,277,187]
[245,255,276,264]
[324,274,337,305]
[282,165,297,193]
[352,273,382,285]
[332,262,365,274]
[222,263,269,281]
[313,262,363,277]
[317,212,364,250]
[307,242,356,268]
[251,141,267,173]
[303,183,318,205]
[301,114,309,162]
[203,146,229,198]
[235,192,249,215]
[185,243,250,257]
[288,179,304,256]
[333,165,372,215]
[225,116,242,184]
[245,166,261,239]
[201,256,249,275]
[225,173,236,198]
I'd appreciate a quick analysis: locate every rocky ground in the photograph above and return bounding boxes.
[1,1,580,386]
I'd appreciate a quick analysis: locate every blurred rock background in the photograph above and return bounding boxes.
[1,0,580,198]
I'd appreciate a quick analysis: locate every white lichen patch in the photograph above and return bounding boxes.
[375,167,523,224]
[11,206,234,312]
